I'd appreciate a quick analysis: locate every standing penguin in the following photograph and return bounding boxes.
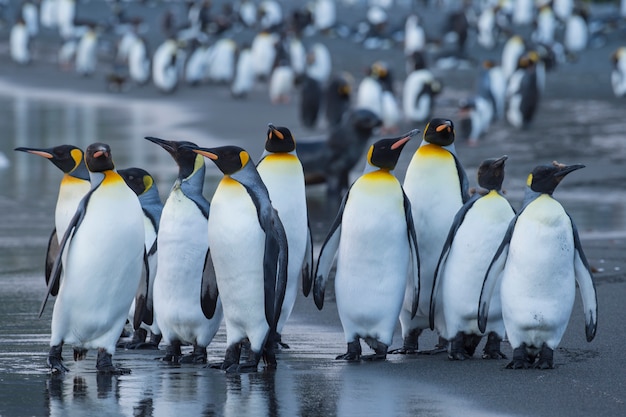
[257,125,313,348]
[506,54,540,129]
[42,143,146,374]
[75,23,99,77]
[313,130,420,361]
[299,74,322,128]
[118,167,163,350]
[325,73,352,128]
[430,156,514,360]
[152,38,181,94]
[231,45,255,99]
[402,52,441,126]
[145,137,223,364]
[479,162,597,369]
[10,17,30,65]
[393,118,469,354]
[188,145,288,373]
[128,35,151,86]
[14,144,90,295]
[610,47,626,98]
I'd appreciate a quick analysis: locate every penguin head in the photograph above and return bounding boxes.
[145,136,203,181]
[423,118,455,146]
[118,167,154,196]
[14,144,85,175]
[526,161,585,195]
[190,145,251,176]
[85,143,115,172]
[367,129,419,171]
[265,124,296,153]
[477,155,508,191]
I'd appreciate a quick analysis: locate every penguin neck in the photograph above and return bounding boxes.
[521,186,549,210]
[88,170,120,189]
[70,162,90,181]
[362,164,393,176]
[419,139,456,155]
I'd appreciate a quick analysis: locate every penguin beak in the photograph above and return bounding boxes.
[145,136,176,153]
[268,124,284,140]
[391,129,420,150]
[14,147,53,159]
[93,149,108,159]
[554,163,585,178]
[493,155,508,167]
[193,149,218,160]
[435,120,452,133]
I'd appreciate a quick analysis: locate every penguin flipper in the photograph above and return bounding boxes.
[570,217,598,342]
[301,223,314,297]
[45,228,61,297]
[313,192,348,310]
[452,153,471,203]
[133,251,151,329]
[264,208,289,330]
[39,185,98,318]
[200,248,220,320]
[430,194,480,330]
[403,192,420,320]
[478,217,516,333]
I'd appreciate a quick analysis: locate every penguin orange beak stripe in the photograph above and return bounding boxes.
[268,124,284,140]
[436,124,448,132]
[93,150,107,158]
[194,149,218,160]
[27,150,53,159]
[391,136,411,150]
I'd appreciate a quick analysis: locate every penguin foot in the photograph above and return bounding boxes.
[96,349,130,375]
[160,341,182,363]
[47,344,69,374]
[73,348,88,361]
[482,332,507,360]
[506,344,532,369]
[226,351,261,373]
[336,341,361,361]
[448,333,469,361]
[532,344,554,370]
[209,343,242,370]
[362,343,388,361]
[388,330,421,355]
[179,351,207,364]
[119,328,148,349]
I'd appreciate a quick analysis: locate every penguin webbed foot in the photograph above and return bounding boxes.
[532,344,554,370]
[159,341,182,363]
[73,348,88,361]
[119,328,159,350]
[336,340,361,361]
[388,330,420,355]
[96,349,130,375]
[482,332,507,360]
[48,344,69,374]
[208,342,242,371]
[361,340,388,361]
[179,345,207,364]
[506,344,533,369]
[226,350,262,373]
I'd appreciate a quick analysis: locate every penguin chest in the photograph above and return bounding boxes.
[335,173,409,319]
[501,196,576,322]
[208,179,265,316]
[156,189,208,295]
[55,177,90,237]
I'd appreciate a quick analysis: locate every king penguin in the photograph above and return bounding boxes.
[430,155,515,360]
[478,162,598,369]
[314,129,420,361]
[257,125,313,348]
[14,144,90,296]
[43,143,146,374]
[118,167,164,350]
[392,118,469,354]
[10,17,31,65]
[145,137,223,364]
[188,144,288,373]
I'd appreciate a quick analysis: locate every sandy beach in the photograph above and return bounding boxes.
[1,1,626,416]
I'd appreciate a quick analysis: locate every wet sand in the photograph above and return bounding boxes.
[1,2,626,416]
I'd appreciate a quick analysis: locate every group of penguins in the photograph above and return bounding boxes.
[16,115,598,374]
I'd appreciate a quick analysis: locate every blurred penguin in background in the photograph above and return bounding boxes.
[611,47,626,98]
[477,59,506,120]
[10,16,30,65]
[402,51,442,126]
[231,44,255,98]
[404,14,426,57]
[563,6,588,61]
[75,23,99,77]
[325,72,353,129]
[506,54,540,129]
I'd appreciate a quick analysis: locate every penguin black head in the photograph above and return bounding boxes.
[85,143,115,172]
[527,161,585,195]
[118,167,154,196]
[145,136,202,180]
[367,129,419,170]
[190,145,251,176]
[423,118,455,146]
[265,124,296,153]
[14,144,84,175]
[477,155,508,191]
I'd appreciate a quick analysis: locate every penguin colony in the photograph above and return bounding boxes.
[21,117,597,374]
[9,0,611,374]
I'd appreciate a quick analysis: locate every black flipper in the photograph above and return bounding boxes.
[570,215,598,342]
[403,191,420,319]
[45,228,61,296]
[301,223,314,297]
[200,248,220,320]
[133,250,150,330]
[452,153,470,203]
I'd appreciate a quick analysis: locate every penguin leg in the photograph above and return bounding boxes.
[73,347,88,361]
[361,338,388,361]
[208,342,241,370]
[96,348,131,375]
[275,332,290,349]
[262,336,278,370]
[160,340,182,363]
[533,343,554,370]
[47,343,69,374]
[179,343,207,364]
[388,328,421,354]
[482,332,507,359]
[463,334,483,357]
[506,343,532,369]
[226,349,262,373]
[448,332,470,361]
[336,340,362,361]
[118,327,148,350]
[129,331,162,350]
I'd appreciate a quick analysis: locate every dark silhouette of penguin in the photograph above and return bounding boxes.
[325,73,352,128]
[299,75,322,129]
